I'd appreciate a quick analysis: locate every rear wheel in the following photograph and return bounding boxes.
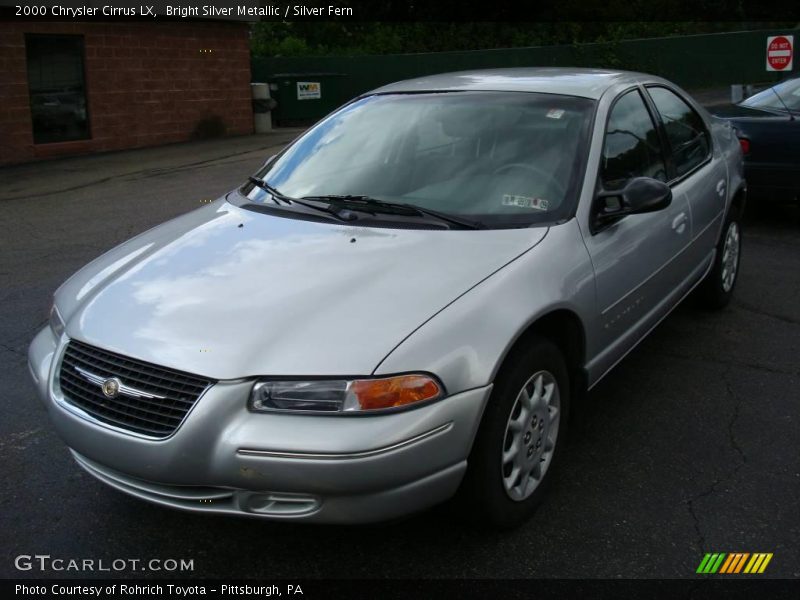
[456,336,570,529]
[696,210,742,309]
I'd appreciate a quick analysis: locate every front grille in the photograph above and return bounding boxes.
[58,340,214,438]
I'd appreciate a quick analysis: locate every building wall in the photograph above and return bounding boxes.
[0,20,253,165]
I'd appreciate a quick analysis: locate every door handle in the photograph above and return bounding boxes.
[672,212,688,234]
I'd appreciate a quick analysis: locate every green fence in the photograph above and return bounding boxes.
[252,29,799,125]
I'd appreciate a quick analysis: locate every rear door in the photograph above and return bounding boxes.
[645,85,726,266]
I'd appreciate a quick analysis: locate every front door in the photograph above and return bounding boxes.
[582,88,692,382]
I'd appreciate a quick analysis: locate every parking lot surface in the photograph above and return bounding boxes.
[0,133,798,579]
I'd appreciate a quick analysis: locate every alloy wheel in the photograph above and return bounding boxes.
[501,370,561,501]
[721,221,740,293]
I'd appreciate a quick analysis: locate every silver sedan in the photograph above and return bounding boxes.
[29,68,745,528]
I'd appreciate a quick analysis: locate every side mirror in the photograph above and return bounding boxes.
[593,177,672,231]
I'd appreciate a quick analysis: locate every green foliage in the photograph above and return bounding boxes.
[250,22,791,58]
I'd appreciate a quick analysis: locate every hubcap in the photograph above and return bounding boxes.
[501,370,561,502]
[721,221,740,293]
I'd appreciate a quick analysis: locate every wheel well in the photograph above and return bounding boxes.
[501,309,587,396]
[730,187,746,220]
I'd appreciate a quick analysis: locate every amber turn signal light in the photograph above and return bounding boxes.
[250,374,444,413]
[349,375,442,411]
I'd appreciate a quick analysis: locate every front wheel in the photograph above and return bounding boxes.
[696,211,742,309]
[455,336,570,529]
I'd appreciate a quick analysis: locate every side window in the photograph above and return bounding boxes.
[648,87,711,177]
[602,90,667,190]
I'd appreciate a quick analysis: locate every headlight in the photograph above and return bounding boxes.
[249,374,444,414]
[49,304,65,338]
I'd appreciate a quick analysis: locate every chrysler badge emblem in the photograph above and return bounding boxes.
[101,377,122,398]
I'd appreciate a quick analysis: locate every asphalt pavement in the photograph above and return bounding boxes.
[0,133,798,580]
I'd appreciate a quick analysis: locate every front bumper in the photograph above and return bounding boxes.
[29,328,491,523]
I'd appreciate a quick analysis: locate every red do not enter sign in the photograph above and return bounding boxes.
[766,35,793,71]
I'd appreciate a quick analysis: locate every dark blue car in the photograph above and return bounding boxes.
[711,77,800,205]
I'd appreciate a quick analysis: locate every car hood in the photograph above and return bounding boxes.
[58,200,547,380]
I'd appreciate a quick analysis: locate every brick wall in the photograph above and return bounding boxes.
[0,21,253,165]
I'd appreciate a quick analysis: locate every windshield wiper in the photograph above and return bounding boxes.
[248,177,292,205]
[301,195,485,230]
[248,178,354,221]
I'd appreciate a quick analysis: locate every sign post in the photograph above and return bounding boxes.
[766,35,793,72]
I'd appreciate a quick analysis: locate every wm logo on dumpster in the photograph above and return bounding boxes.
[297,81,321,100]
[696,552,773,574]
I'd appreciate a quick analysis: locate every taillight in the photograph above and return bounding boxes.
[738,138,750,155]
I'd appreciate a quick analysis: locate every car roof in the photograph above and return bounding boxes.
[370,67,657,100]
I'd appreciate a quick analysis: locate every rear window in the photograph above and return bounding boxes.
[648,87,711,177]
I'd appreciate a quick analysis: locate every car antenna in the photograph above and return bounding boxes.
[771,86,795,121]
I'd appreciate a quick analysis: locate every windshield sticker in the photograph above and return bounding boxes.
[502,194,550,210]
[546,108,565,119]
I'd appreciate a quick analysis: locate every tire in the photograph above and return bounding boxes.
[455,336,570,529]
[696,209,742,310]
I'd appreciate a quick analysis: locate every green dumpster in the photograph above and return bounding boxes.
[268,72,349,127]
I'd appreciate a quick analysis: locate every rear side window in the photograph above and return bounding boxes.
[648,87,711,177]
[602,90,667,190]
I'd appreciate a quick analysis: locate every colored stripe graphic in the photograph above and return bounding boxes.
[719,554,736,573]
[733,553,750,573]
[698,552,773,574]
[697,553,726,573]
[720,553,748,573]
[696,554,713,573]
[710,553,726,573]
[744,553,774,574]
[758,554,773,573]
[744,554,761,573]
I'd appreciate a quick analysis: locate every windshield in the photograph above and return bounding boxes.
[740,78,800,112]
[241,91,595,228]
